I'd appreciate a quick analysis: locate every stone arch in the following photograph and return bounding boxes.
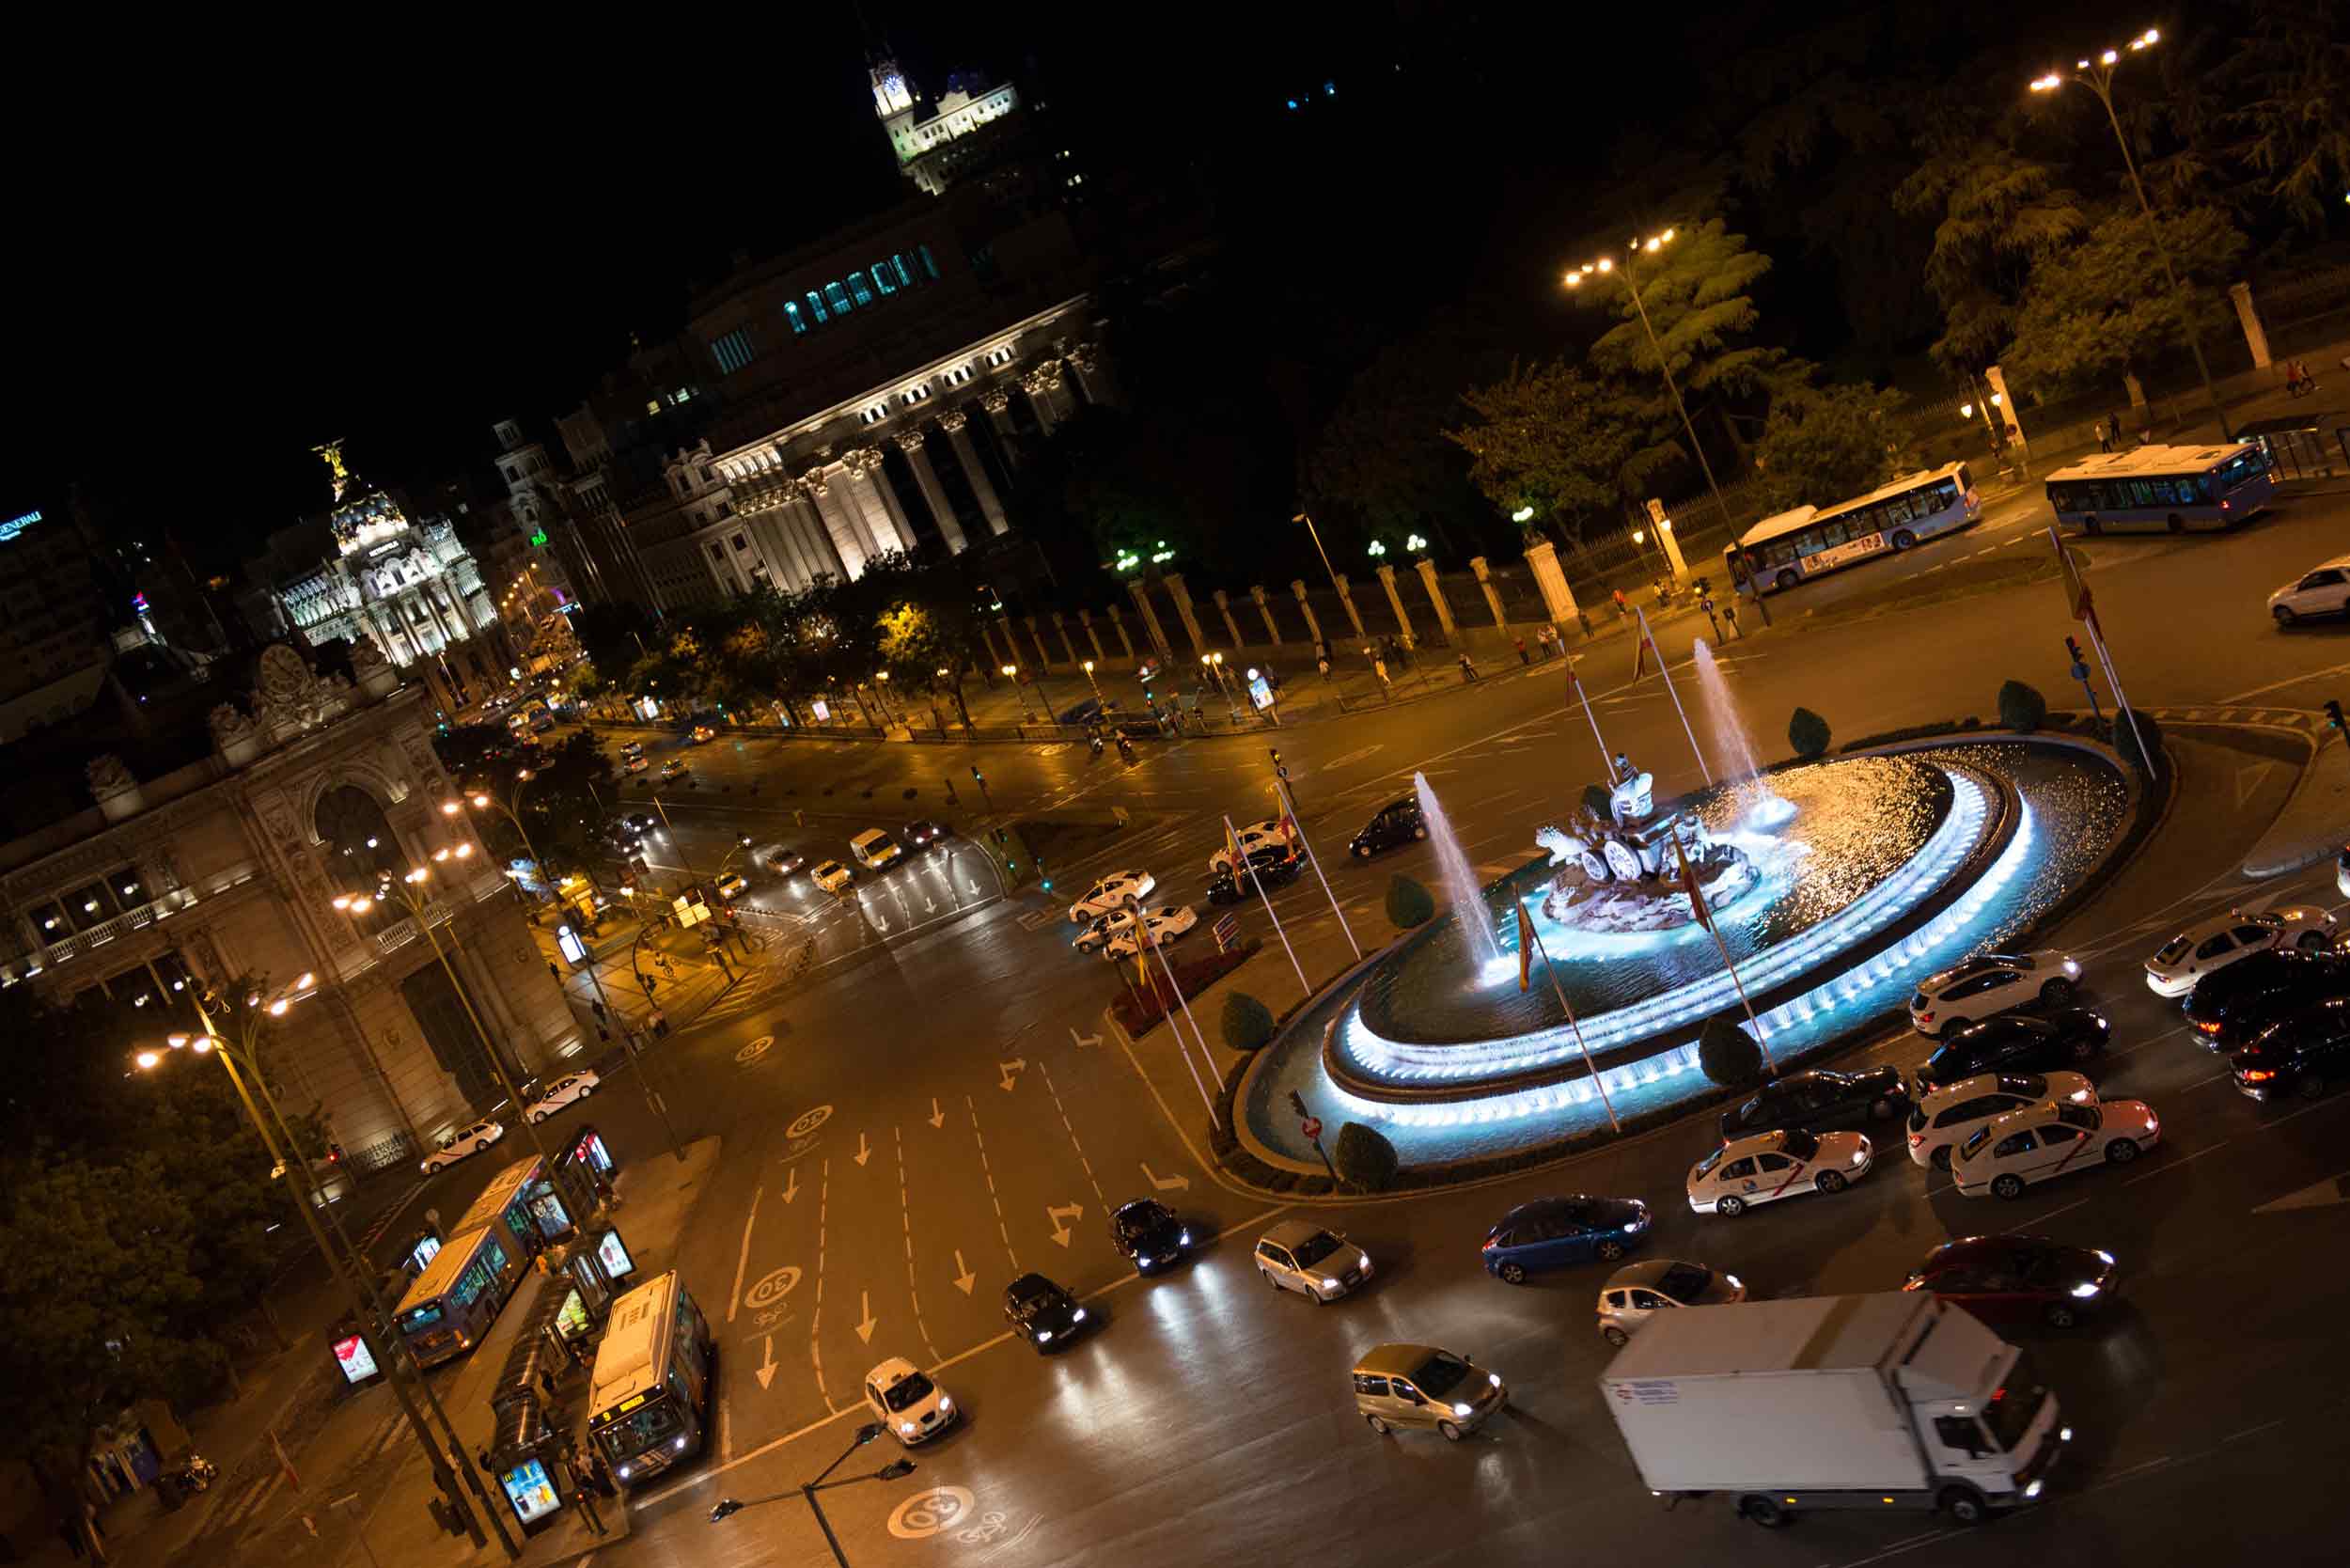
[313,782,411,934]
[294,760,412,845]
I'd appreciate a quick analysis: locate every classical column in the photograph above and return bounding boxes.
[1064,345,1115,407]
[1017,368,1059,437]
[1415,557,1458,644]
[1522,537,1584,635]
[843,448,917,555]
[895,429,968,554]
[1470,557,1510,636]
[1211,588,1243,649]
[1251,585,1281,645]
[1162,572,1208,656]
[1332,572,1368,642]
[979,621,1010,672]
[1105,604,1136,658]
[1290,580,1324,648]
[979,388,1018,445]
[1079,609,1106,664]
[1124,583,1171,658]
[788,494,845,580]
[1024,615,1055,671]
[803,470,871,579]
[940,412,1010,535]
[1050,612,1078,666]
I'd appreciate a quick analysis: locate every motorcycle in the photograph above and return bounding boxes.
[1089,733,1105,760]
[1116,735,1136,762]
[174,1454,218,1493]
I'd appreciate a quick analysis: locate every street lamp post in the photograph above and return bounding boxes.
[1292,510,1344,636]
[459,772,548,905]
[2031,29,2232,441]
[708,1421,916,1566]
[1002,664,1037,722]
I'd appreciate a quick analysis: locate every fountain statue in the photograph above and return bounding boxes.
[1532,750,1761,934]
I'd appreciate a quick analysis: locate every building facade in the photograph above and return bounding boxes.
[0,643,579,1171]
[872,57,1021,197]
[0,498,114,742]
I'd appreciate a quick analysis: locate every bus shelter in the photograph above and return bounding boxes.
[554,1123,619,1200]
[481,1391,577,1533]
[2236,411,2348,482]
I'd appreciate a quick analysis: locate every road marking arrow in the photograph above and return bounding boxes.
[999,1058,1026,1092]
[781,1168,800,1204]
[952,1251,976,1295]
[924,895,937,913]
[854,1292,878,1344]
[928,1098,946,1130]
[2252,1169,2350,1215]
[1070,1027,1102,1049]
[1141,1162,1191,1192]
[871,910,891,932]
[1047,1203,1083,1247]
[755,1335,777,1390]
[854,1133,872,1167]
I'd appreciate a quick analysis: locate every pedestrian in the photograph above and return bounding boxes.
[651,1009,669,1040]
[1372,655,1390,691]
[1512,635,1528,665]
[571,1481,607,1537]
[540,1365,561,1401]
[2095,416,2112,453]
[1611,588,1629,621]
[1316,652,1332,681]
[1539,626,1558,660]
[1457,652,1480,683]
[2106,411,2121,449]
[586,1451,618,1499]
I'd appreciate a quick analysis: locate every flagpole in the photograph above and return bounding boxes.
[1522,907,1621,1134]
[1230,812,1310,998]
[2048,525,2149,767]
[1131,894,1221,1125]
[1637,605,1713,784]
[1673,835,1775,1074]
[1277,776,1360,960]
[1566,657,1612,772]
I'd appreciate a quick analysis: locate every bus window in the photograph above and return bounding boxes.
[1957,464,1974,493]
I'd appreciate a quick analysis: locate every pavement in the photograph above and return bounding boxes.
[2242,729,2350,877]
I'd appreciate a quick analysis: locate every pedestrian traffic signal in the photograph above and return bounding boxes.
[2064,635,2085,666]
[2326,698,2346,733]
[971,764,984,782]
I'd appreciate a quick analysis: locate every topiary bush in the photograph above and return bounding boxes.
[1221,991,1277,1052]
[2110,707,2164,776]
[1386,873,1436,929]
[1581,782,1615,819]
[1699,1014,1765,1090]
[1789,706,1832,760]
[1333,1121,1401,1192]
[1997,680,2047,733]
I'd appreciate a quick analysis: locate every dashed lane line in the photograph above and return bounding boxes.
[965,1094,1021,1274]
[895,1125,941,1366]
[808,1159,832,1407]
[1037,1061,1110,1215]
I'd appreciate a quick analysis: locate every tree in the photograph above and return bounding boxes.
[2182,0,2350,235]
[1999,207,2248,395]
[436,726,616,878]
[1332,1121,1401,1192]
[1751,383,1916,510]
[1446,362,1654,541]
[1998,680,2048,732]
[1698,1014,1765,1089]
[1789,706,1832,759]
[1221,991,1277,1053]
[1580,218,1792,412]
[569,602,657,689]
[1899,142,2088,374]
[1386,873,1436,930]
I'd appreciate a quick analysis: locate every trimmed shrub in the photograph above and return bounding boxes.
[1581,782,1615,819]
[1386,873,1436,929]
[1333,1121,1401,1192]
[1997,681,2047,732]
[1789,706,1832,759]
[2110,707,2164,776]
[1221,991,1277,1053]
[1699,1014,1765,1090]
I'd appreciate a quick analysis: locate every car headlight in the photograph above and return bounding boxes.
[1319,1277,1342,1294]
[618,1465,632,1480]
[1725,1274,1743,1293]
[901,1421,917,1435]
[2024,1479,2044,1499]
[1072,1307,1087,1322]
[1452,1402,1474,1417]
[2062,959,2080,976]
[938,1396,952,1413]
[1036,1330,1053,1342]
[2093,1250,2115,1266]
[1624,1213,1650,1231]
[2060,1426,2074,1443]
[1851,1149,1868,1167]
[1136,1254,1154,1267]
[2071,1281,2102,1298]
[1488,1372,1501,1387]
[674,1436,688,1451]
[1179,1230,1193,1246]
[1357,1250,1371,1270]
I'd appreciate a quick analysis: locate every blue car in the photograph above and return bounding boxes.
[1480,1195,1651,1284]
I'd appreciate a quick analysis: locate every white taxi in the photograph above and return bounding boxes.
[2144,906,2336,997]
[1209,819,1291,874]
[419,1118,506,1174]
[2268,553,2350,626]
[1906,1071,2096,1171]
[1951,1098,2161,1200]
[1105,904,1199,960]
[863,1357,956,1446]
[1685,1127,1872,1217]
[525,1072,600,1123]
[1907,950,2081,1036]
[1068,870,1155,922]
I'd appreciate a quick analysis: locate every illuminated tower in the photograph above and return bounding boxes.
[871,56,921,165]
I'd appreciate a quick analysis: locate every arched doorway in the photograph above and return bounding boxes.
[316,783,408,937]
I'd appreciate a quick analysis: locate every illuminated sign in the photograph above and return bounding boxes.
[596,1228,635,1280]
[333,1333,380,1384]
[555,924,587,964]
[529,528,549,547]
[0,510,41,541]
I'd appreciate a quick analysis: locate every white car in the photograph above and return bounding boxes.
[1951,1098,2161,1200]
[1686,1127,1872,1217]
[1104,903,1198,959]
[2340,846,2350,902]
[625,755,650,774]
[1073,909,1140,955]
[419,1118,506,1174]
[863,1357,955,1446]
[1252,1220,1372,1302]
[525,1072,600,1123]
[1209,819,1291,874]
[1067,870,1155,922]
[1907,950,2081,1036]
[2268,554,2350,626]
[2144,906,2337,996]
[1906,1071,2096,1171]
[713,871,749,900]
[811,860,853,894]
[659,759,690,781]
[1595,1260,1746,1346]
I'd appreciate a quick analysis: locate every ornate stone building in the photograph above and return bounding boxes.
[0,644,577,1170]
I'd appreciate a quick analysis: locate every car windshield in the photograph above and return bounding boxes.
[1291,1231,1343,1268]
[1778,1129,1820,1160]
[1655,1262,1713,1300]
[1982,1353,2047,1450]
[399,1304,445,1332]
[1410,1353,1476,1400]
[881,1372,935,1412]
[1114,1205,1166,1240]
[1692,1146,1726,1179]
[2154,935,2191,964]
[1960,1127,1992,1159]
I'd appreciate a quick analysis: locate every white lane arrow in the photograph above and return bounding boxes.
[871,910,891,932]
[1047,1203,1083,1247]
[854,1133,872,1168]
[2253,1169,2350,1214]
[966,877,982,896]
[1142,1162,1191,1192]
[952,1251,976,1295]
[781,1168,800,1204]
[928,1098,946,1130]
[925,895,938,913]
[755,1335,777,1390]
[854,1292,878,1344]
[1071,1027,1102,1049]
[998,1058,1026,1092]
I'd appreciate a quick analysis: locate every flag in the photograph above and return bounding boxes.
[1227,817,1246,869]
[2058,542,2093,622]
[270,1425,302,1494]
[1518,917,1533,994]
[1670,835,1715,935]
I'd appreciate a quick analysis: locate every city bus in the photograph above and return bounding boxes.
[1724,462,1982,594]
[586,1272,715,1487]
[459,1154,577,1253]
[2042,442,2274,534]
[393,1224,524,1368]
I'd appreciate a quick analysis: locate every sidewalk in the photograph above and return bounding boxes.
[2244,730,2350,879]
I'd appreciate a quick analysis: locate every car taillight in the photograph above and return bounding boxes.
[2194,1020,2221,1034]
[1481,1236,1498,1251]
[1916,1011,1934,1025]
[2239,1069,2275,1082]
[1907,1133,1923,1148]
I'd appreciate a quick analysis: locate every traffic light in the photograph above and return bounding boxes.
[1269,747,1282,768]
[1287,1089,1309,1120]
[2063,635,2085,666]
[1037,855,1051,892]
[2326,698,2346,733]
[971,764,984,783]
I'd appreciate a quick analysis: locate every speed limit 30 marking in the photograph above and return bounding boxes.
[735,1034,775,1064]
[888,1484,976,1540]
[785,1104,834,1139]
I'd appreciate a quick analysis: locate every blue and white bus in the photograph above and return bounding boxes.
[2043,443,2273,535]
[1725,463,1981,594]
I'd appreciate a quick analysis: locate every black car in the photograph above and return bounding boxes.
[1350,798,1426,859]
[1917,1009,2107,1092]
[1903,1234,2120,1329]
[1002,1273,1089,1352]
[903,820,948,848]
[1205,846,1304,904]
[2231,997,2350,1103]
[1717,1066,1910,1141]
[2182,948,2350,1050]
[1108,1199,1190,1274]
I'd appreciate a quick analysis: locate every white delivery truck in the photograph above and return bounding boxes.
[1600,1291,2067,1529]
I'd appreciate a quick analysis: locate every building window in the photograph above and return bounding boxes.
[891,254,917,290]
[847,271,875,307]
[711,329,758,375]
[806,290,829,324]
[860,403,888,425]
[709,543,725,561]
[870,261,898,296]
[901,384,932,407]
[823,281,854,316]
[732,533,750,552]
[785,301,808,335]
[917,243,940,279]
[946,364,973,386]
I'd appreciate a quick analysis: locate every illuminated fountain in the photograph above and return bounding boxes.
[1692,638,1794,829]
[1415,771,1497,967]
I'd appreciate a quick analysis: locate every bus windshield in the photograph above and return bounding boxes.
[598,1396,683,1462]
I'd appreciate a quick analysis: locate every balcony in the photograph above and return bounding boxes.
[4,860,264,987]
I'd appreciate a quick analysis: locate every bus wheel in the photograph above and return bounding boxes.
[1891,529,1916,550]
[2166,512,2186,533]
[1776,570,1798,591]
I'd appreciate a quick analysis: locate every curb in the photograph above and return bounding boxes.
[2243,733,2349,878]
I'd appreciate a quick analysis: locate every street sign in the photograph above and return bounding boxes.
[1213,912,1241,951]
[1301,1116,1323,1140]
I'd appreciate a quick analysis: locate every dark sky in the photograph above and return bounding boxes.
[10,4,1731,564]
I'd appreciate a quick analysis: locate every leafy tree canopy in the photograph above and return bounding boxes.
[1751,382,1916,510]
[1999,206,2247,394]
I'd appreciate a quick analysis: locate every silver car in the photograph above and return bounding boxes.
[1253,1220,1371,1302]
[1595,1259,1745,1346]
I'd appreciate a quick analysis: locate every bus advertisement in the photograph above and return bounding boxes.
[2043,443,2274,534]
[587,1272,714,1487]
[1725,463,1981,594]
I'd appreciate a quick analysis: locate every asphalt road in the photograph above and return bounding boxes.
[510,485,2350,1568]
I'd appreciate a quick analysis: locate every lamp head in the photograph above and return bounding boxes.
[136,1050,161,1070]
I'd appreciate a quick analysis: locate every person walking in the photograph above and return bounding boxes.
[1457,652,1480,683]
[1611,587,1629,621]
[1371,654,1391,698]
[2106,411,2121,450]
[1513,635,1529,666]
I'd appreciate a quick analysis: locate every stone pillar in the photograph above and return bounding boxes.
[1416,557,1458,644]
[1250,585,1281,644]
[1523,538,1584,635]
[1051,612,1079,666]
[1212,589,1244,649]
[1064,346,1116,407]
[1125,582,1171,658]
[1163,572,1208,656]
[979,389,1019,445]
[1019,368,1061,435]
[787,494,845,579]
[1332,572,1368,642]
[1106,604,1136,658]
[941,413,1010,535]
[1374,563,1417,650]
[2229,282,2272,371]
[896,430,968,554]
[844,448,917,555]
[1025,615,1055,671]
[804,471,872,578]
[1290,580,1324,648]
[1470,557,1510,635]
[1080,609,1106,663]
